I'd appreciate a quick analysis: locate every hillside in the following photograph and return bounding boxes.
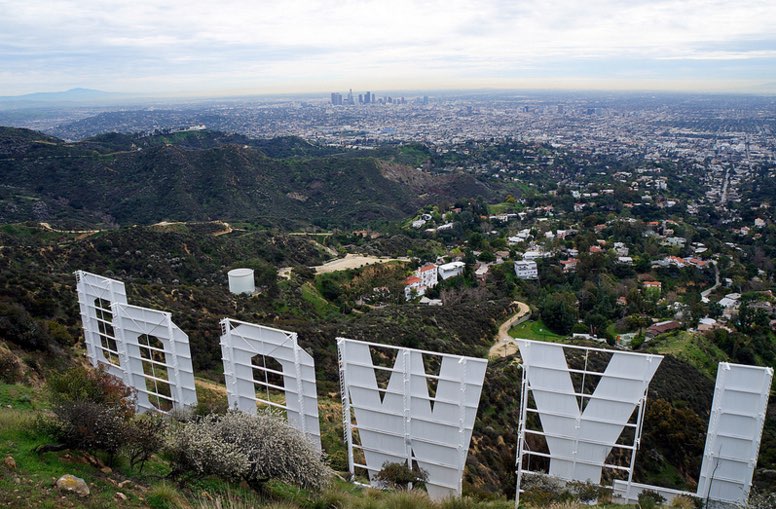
[2,222,773,507]
[0,127,494,228]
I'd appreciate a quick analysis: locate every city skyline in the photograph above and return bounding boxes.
[1,0,776,97]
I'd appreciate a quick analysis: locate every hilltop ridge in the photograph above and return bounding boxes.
[0,127,495,228]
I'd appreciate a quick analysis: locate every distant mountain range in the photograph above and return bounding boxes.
[0,127,496,228]
[0,88,125,106]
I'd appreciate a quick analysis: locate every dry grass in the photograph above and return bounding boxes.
[0,408,36,433]
[189,488,267,509]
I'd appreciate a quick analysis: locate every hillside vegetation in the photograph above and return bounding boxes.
[0,128,494,228]
[1,126,775,507]
[2,221,772,506]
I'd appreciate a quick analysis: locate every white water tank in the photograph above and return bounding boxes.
[228,268,255,295]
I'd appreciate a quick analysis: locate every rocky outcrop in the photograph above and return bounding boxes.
[56,474,90,497]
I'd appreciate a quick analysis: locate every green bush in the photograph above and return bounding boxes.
[638,489,666,509]
[373,462,428,491]
[669,495,696,509]
[568,481,605,503]
[48,365,135,414]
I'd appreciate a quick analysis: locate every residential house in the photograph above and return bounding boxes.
[718,293,741,320]
[560,258,578,273]
[514,260,539,280]
[646,320,681,339]
[523,250,550,261]
[438,261,465,280]
[404,275,424,301]
[417,263,438,288]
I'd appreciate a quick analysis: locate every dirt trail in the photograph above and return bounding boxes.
[211,221,233,236]
[38,222,100,237]
[489,301,531,358]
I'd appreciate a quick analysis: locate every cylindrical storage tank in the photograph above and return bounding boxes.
[228,268,255,295]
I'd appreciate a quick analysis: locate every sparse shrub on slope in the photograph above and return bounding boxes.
[0,343,24,383]
[45,365,136,463]
[519,474,574,507]
[638,489,666,509]
[213,411,332,491]
[125,411,168,472]
[49,400,130,459]
[373,461,428,491]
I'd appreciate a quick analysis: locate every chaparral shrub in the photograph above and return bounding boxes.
[164,415,249,482]
[45,365,136,462]
[374,461,428,491]
[165,411,332,491]
[125,411,168,472]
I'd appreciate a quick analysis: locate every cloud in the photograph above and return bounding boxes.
[0,0,775,94]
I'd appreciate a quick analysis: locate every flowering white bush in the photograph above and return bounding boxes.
[164,416,249,482]
[212,411,332,491]
[164,411,332,491]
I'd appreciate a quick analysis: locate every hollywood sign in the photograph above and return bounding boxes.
[75,271,772,505]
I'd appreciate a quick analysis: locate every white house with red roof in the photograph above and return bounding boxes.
[417,263,438,288]
[404,263,440,301]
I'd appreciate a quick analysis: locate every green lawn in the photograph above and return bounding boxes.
[300,281,340,318]
[508,320,565,342]
[645,330,729,380]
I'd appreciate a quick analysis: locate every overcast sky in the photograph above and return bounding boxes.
[2,0,775,96]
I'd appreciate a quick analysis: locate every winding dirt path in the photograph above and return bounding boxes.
[211,221,233,236]
[489,301,531,358]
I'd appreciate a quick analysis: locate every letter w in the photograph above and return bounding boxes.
[340,340,486,500]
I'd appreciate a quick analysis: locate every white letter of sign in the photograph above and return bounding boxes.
[517,340,662,484]
[220,319,321,452]
[338,338,487,501]
[112,303,198,413]
[75,270,129,382]
[696,362,773,506]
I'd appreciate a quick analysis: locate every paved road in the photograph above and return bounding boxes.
[700,260,720,303]
[489,301,531,358]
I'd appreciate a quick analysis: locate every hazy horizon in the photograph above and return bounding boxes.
[2,0,776,97]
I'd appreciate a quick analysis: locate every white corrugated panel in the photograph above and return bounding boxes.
[338,338,487,500]
[696,363,773,505]
[75,270,129,382]
[516,340,662,484]
[220,318,321,452]
[112,303,197,413]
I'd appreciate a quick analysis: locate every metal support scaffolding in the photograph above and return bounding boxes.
[514,339,661,508]
[337,338,487,501]
[220,319,321,451]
